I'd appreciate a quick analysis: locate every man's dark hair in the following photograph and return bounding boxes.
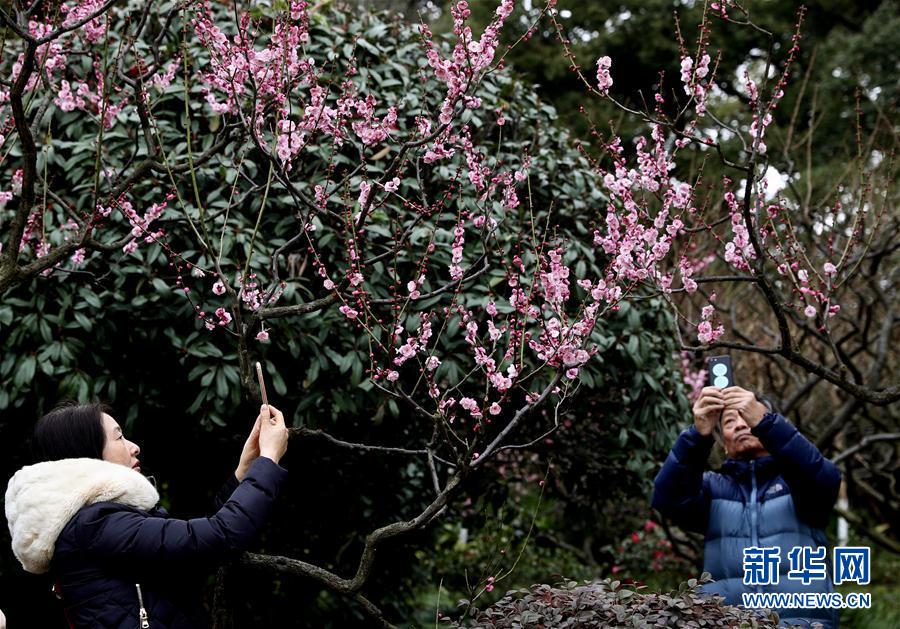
[32,401,112,463]
[754,393,778,415]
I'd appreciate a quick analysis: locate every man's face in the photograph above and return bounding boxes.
[720,409,768,460]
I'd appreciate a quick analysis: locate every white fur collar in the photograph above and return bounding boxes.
[5,458,159,574]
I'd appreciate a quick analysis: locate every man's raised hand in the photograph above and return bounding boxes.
[723,387,768,428]
[692,387,726,436]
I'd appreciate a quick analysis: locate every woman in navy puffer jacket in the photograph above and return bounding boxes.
[5,400,289,628]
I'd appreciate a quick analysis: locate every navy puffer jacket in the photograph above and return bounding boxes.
[6,456,286,628]
[652,413,841,628]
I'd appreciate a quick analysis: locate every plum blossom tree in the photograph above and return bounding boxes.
[0,0,668,624]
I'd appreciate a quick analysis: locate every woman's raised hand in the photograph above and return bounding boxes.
[258,404,289,465]
[235,416,262,482]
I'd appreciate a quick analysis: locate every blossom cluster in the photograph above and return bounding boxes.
[579,8,853,347]
[589,124,692,311]
[0,6,128,130]
[359,240,608,433]
[595,56,613,94]
[122,195,174,255]
[417,1,523,203]
[679,52,712,115]
[697,299,725,345]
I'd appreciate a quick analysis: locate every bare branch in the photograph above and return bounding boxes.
[289,427,456,467]
[832,433,900,466]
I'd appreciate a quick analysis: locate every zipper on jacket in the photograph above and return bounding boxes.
[135,584,150,628]
[749,460,760,593]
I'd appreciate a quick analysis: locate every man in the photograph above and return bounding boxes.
[652,385,841,628]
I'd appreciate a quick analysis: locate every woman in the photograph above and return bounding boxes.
[4,400,289,628]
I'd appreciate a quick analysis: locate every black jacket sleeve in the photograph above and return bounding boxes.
[73,456,287,565]
[213,473,241,510]
[651,425,714,533]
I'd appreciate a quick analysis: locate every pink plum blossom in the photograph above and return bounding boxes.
[215,307,232,326]
[595,56,613,94]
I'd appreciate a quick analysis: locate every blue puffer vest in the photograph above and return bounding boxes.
[652,413,841,628]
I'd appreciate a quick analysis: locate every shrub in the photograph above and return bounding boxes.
[445,576,786,628]
[607,519,693,583]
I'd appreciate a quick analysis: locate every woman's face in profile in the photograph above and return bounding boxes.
[100,413,141,472]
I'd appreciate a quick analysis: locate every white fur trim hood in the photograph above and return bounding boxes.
[5,458,159,574]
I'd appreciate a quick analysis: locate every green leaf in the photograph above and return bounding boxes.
[38,318,53,343]
[357,38,380,56]
[14,356,36,387]
[215,368,228,398]
[626,335,639,358]
[79,289,101,309]
[271,368,287,396]
[74,312,93,331]
[187,391,206,414]
[200,369,216,387]
[306,359,320,385]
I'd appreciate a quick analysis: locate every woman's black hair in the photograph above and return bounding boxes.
[32,401,112,463]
